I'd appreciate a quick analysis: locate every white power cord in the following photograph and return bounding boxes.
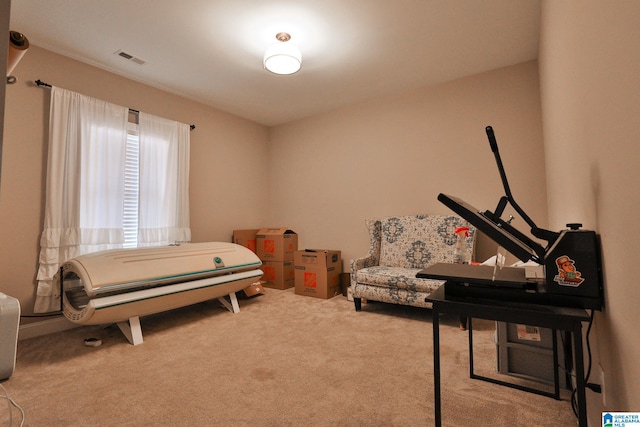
[0,383,24,427]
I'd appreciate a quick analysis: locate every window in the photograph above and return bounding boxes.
[123,122,140,248]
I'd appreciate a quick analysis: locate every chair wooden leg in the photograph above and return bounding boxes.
[354,297,362,311]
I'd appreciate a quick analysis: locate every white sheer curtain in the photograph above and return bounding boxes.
[35,89,192,313]
[36,87,129,312]
[137,112,191,246]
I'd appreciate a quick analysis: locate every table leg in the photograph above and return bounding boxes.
[433,310,441,427]
[573,323,587,427]
[468,318,474,378]
[552,328,560,399]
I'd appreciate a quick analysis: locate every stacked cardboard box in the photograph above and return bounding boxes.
[232,229,260,254]
[294,249,342,299]
[232,229,264,296]
[256,228,298,289]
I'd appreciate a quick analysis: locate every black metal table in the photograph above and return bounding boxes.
[425,284,590,427]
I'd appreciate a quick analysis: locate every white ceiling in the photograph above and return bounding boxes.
[10,0,541,126]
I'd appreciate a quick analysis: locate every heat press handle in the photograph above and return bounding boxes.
[486,126,498,153]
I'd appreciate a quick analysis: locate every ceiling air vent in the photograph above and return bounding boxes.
[115,50,146,65]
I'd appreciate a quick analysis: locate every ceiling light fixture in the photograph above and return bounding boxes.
[263,32,301,75]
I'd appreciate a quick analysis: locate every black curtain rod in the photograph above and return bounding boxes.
[35,80,195,130]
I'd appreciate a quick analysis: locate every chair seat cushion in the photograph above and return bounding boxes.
[356,266,444,293]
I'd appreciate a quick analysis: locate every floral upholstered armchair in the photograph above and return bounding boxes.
[350,214,476,311]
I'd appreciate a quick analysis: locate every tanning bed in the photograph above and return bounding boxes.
[57,242,263,345]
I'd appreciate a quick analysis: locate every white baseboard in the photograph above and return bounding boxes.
[18,316,79,341]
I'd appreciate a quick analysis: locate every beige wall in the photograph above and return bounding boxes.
[268,60,547,266]
[2,49,546,317]
[540,0,640,417]
[0,0,9,181]
[0,46,269,316]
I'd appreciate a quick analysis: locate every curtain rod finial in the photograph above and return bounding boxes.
[35,79,50,87]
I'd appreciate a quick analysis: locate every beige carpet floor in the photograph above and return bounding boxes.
[2,288,578,426]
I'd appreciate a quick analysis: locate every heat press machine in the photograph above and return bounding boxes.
[419,126,603,310]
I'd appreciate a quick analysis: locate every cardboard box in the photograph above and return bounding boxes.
[243,280,265,297]
[294,249,342,299]
[233,229,260,253]
[340,272,351,296]
[262,261,295,290]
[256,228,298,261]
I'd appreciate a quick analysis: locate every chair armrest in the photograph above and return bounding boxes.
[350,218,382,287]
[349,255,378,287]
[351,255,378,271]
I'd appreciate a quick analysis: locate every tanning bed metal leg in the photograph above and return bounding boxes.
[117,316,144,345]
[217,292,240,313]
[113,292,239,345]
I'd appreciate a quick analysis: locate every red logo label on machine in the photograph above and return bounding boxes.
[554,255,585,287]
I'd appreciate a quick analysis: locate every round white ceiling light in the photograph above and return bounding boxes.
[263,32,302,75]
